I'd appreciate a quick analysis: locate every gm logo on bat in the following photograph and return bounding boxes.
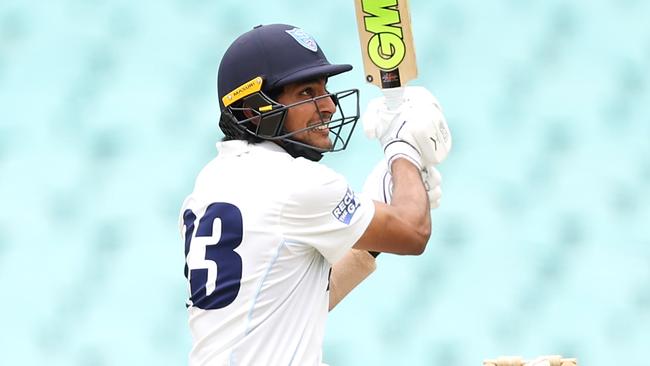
[361,0,407,70]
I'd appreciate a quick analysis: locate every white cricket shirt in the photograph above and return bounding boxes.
[179,140,374,365]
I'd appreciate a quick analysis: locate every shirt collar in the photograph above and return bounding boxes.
[216,140,289,156]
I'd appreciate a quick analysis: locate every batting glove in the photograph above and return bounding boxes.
[362,86,452,169]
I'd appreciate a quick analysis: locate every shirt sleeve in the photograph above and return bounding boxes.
[280,159,375,264]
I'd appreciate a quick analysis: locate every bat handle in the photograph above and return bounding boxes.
[382,86,406,111]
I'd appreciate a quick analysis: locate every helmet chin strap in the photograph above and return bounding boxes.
[274,112,329,161]
[275,139,324,162]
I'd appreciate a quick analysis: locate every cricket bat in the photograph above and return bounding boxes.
[353,0,417,109]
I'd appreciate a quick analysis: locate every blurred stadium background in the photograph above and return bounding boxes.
[1,0,649,365]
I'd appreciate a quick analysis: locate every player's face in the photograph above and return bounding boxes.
[277,78,337,150]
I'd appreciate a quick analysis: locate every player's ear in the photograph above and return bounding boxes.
[242,92,276,125]
[241,103,261,126]
[242,108,258,123]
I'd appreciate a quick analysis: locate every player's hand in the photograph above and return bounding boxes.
[362,86,452,168]
[362,159,443,209]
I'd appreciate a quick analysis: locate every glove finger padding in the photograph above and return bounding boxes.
[400,88,452,165]
[363,97,422,169]
[362,97,397,140]
[362,86,452,167]
[362,159,442,209]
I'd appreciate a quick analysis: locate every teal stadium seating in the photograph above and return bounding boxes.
[0,0,648,365]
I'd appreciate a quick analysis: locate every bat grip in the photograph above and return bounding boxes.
[382,86,406,111]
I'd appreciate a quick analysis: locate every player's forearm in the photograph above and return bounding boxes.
[389,159,432,246]
[328,249,376,311]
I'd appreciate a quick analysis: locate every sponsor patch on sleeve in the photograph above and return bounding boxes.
[332,187,361,225]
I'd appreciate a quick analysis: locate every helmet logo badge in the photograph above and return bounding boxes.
[285,28,318,52]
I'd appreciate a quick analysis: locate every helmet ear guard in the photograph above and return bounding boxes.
[239,93,287,138]
[256,111,286,138]
[218,75,289,140]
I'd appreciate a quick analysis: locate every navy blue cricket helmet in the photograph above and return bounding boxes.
[217,24,360,161]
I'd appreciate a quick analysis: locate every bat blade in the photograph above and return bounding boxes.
[353,0,417,89]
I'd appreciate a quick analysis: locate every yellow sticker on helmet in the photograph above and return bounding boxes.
[222,76,264,107]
